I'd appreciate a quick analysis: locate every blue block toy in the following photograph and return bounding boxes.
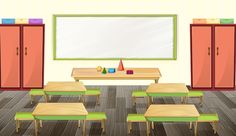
[108,68,116,73]
[2,18,15,24]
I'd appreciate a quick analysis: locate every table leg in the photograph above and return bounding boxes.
[154,78,159,83]
[80,95,85,103]
[34,120,38,136]
[194,121,198,136]
[44,94,49,103]
[189,122,192,129]
[83,120,86,136]
[151,122,154,129]
[78,120,80,128]
[146,122,150,136]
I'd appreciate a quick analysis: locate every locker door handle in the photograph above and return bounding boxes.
[16,47,19,56]
[217,47,219,56]
[24,47,27,56]
[208,47,210,55]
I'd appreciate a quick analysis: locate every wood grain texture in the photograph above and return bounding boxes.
[0,86,235,136]
[144,104,199,117]
[146,83,189,93]
[44,82,86,92]
[71,68,161,80]
[32,103,88,116]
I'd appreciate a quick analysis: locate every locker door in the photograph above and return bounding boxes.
[23,26,44,88]
[191,26,212,89]
[0,26,21,88]
[214,26,235,89]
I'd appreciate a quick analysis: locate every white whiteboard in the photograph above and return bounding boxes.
[54,15,177,60]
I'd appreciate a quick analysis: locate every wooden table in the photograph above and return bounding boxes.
[146,83,189,105]
[32,103,88,136]
[44,82,87,102]
[71,68,161,83]
[144,104,200,136]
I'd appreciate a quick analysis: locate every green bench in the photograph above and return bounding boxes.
[132,90,148,106]
[15,112,42,132]
[190,114,219,134]
[84,112,107,133]
[127,114,147,134]
[29,89,45,104]
[84,89,101,105]
[184,90,204,105]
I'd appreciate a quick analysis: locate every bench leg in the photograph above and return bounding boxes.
[151,122,154,129]
[39,120,43,128]
[148,96,152,106]
[96,95,100,105]
[133,97,136,106]
[102,119,105,133]
[200,96,203,106]
[16,120,20,132]
[30,95,34,104]
[128,122,131,134]
[146,122,150,136]
[194,122,198,136]
[213,121,218,134]
[189,122,192,129]
[34,120,39,136]
[78,120,80,128]
[83,120,86,136]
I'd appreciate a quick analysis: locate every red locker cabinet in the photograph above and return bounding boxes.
[0,25,44,90]
[191,24,235,90]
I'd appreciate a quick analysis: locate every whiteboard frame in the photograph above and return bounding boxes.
[53,14,177,60]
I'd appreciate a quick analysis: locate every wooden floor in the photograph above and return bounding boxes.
[0,86,236,136]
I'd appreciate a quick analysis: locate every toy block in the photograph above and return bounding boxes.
[2,18,15,24]
[15,18,28,24]
[206,18,220,24]
[126,70,133,74]
[192,19,207,24]
[108,68,116,73]
[220,18,234,24]
[29,19,43,24]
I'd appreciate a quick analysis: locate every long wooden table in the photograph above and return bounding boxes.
[144,104,200,136]
[146,83,189,105]
[71,68,161,83]
[32,103,88,136]
[44,82,87,102]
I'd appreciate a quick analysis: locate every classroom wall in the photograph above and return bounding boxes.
[0,0,235,85]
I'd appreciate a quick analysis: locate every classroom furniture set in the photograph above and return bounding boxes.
[14,67,219,136]
[16,81,103,136]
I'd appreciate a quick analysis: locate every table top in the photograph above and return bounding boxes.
[144,104,200,117]
[71,68,161,80]
[32,103,88,116]
[146,83,189,94]
[44,82,86,92]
